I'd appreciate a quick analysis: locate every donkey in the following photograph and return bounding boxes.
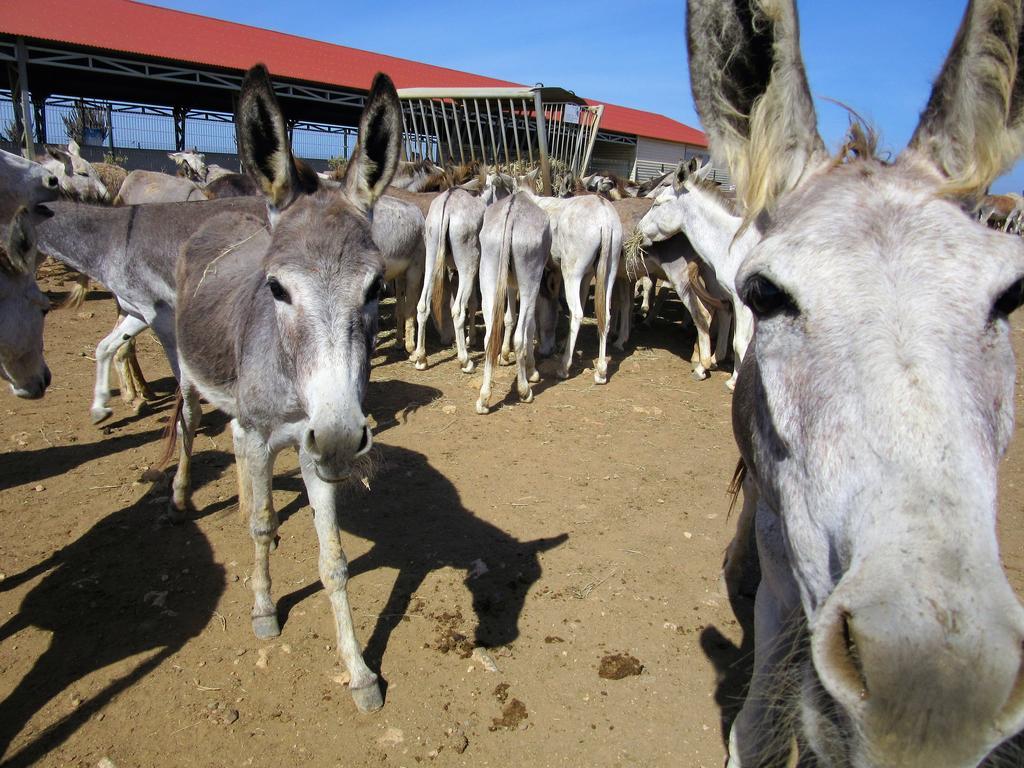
[411,174,513,373]
[166,65,401,713]
[639,157,755,390]
[531,190,621,383]
[413,188,484,372]
[475,191,551,414]
[690,0,1024,765]
[1,208,50,399]
[40,141,109,203]
[115,169,206,205]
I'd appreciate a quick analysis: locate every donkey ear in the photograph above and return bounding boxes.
[906,1,1024,197]
[236,64,312,210]
[67,139,81,158]
[1,206,36,276]
[47,147,74,177]
[687,0,826,215]
[344,73,402,212]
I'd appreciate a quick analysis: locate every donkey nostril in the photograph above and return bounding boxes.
[304,428,319,456]
[45,176,58,188]
[841,612,868,700]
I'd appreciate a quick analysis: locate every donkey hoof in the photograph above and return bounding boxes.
[691,368,710,382]
[252,614,281,639]
[461,359,475,374]
[519,388,534,403]
[414,359,427,371]
[556,367,570,380]
[593,369,608,385]
[528,370,540,383]
[91,406,113,424]
[475,399,490,415]
[725,378,737,393]
[160,504,188,526]
[350,679,384,713]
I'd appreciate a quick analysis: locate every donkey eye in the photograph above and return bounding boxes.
[266,276,290,303]
[743,274,798,319]
[366,276,385,304]
[992,277,1024,319]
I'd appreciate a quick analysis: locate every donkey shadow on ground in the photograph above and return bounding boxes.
[0,452,231,767]
[271,441,568,681]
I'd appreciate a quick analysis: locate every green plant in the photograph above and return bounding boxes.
[61,99,109,143]
[103,151,128,166]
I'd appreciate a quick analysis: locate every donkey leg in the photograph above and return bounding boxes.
[91,314,148,424]
[452,263,477,373]
[681,290,712,381]
[595,264,617,385]
[168,384,202,522]
[726,303,755,392]
[403,252,424,355]
[499,291,517,365]
[466,283,480,349]
[557,273,584,380]
[241,431,280,639]
[612,278,631,352]
[231,419,253,525]
[711,303,733,370]
[300,456,382,712]
[514,294,537,402]
[475,259,497,415]
[412,238,436,369]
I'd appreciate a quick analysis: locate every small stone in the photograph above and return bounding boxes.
[141,468,164,483]
[256,647,271,669]
[231,574,239,583]
[97,758,117,768]
[235,648,247,657]
[683,531,693,539]
[333,671,351,686]
[96,712,105,722]
[471,647,499,672]
[447,732,469,754]
[442,404,457,415]
[33,484,44,492]
[377,726,404,747]
[222,708,239,725]
[280,644,292,654]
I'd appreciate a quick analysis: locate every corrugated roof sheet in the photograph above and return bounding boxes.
[0,0,707,147]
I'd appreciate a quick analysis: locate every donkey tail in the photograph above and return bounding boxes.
[157,389,184,469]
[685,261,728,310]
[485,203,515,370]
[594,223,611,339]
[59,272,90,310]
[429,194,452,331]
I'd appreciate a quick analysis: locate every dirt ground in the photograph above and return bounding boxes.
[2,276,1024,768]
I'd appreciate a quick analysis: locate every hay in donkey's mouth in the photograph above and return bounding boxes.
[623,226,649,282]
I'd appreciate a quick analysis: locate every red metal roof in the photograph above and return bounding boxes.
[0,0,707,147]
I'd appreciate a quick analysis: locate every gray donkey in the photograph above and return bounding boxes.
[475,191,551,414]
[36,189,423,423]
[166,65,401,713]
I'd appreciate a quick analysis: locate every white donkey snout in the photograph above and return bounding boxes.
[811,568,1024,767]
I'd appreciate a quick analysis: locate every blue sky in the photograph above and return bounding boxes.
[151,0,1024,193]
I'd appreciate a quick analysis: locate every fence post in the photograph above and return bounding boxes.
[13,38,35,160]
[532,89,551,195]
[173,105,187,151]
[107,103,114,154]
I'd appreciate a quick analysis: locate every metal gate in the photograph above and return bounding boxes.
[397,86,603,195]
